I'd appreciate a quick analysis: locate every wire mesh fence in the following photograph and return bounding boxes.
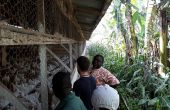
[0,0,81,40]
[0,0,38,30]
[0,45,74,110]
[0,0,83,109]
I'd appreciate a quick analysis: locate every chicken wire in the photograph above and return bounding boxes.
[0,45,71,110]
[0,0,81,40]
[0,0,38,30]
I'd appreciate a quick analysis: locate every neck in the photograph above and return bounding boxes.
[93,66,101,69]
[80,71,90,77]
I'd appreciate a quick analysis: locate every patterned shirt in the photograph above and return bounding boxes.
[90,67,120,86]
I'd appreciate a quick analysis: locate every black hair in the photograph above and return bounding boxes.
[77,56,90,71]
[52,71,71,99]
[99,108,110,110]
[94,54,104,63]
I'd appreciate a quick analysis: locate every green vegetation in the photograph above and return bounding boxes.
[87,0,170,109]
[87,43,170,110]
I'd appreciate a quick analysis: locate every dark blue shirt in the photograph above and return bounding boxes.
[73,76,96,110]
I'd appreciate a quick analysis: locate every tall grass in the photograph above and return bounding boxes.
[87,43,170,110]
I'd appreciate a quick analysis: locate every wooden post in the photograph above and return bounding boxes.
[78,41,86,56]
[69,43,73,71]
[37,0,48,109]
[39,45,48,110]
[2,46,7,66]
[37,0,45,32]
[46,47,72,73]
[159,10,168,74]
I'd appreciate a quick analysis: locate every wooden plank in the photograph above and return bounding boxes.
[46,47,72,72]
[60,44,76,60]
[60,44,69,53]
[0,25,76,45]
[39,45,48,110]
[0,82,28,110]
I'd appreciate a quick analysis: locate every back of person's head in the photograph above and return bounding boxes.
[52,71,72,100]
[77,56,90,72]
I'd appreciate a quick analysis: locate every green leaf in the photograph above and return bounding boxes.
[126,88,134,94]
[148,97,159,106]
[132,11,139,24]
[138,99,148,105]
[133,69,141,77]
[161,96,170,108]
[154,83,167,94]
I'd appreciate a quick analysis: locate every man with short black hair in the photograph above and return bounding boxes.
[52,71,87,110]
[73,56,96,110]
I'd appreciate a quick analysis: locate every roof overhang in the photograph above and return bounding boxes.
[73,0,112,40]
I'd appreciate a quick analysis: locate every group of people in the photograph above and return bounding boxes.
[52,54,120,110]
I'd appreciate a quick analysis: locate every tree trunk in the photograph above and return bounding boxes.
[114,0,132,64]
[159,10,168,74]
[125,0,138,57]
[144,0,156,50]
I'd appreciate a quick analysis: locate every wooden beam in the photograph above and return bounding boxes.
[60,44,76,60]
[39,45,48,110]
[0,26,76,45]
[46,47,72,73]
[0,82,28,110]
[76,7,101,15]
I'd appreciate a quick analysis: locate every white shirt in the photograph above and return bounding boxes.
[91,84,119,110]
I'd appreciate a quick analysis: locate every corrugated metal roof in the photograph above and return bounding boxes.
[73,0,112,40]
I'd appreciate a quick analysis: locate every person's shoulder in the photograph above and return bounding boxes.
[90,76,96,81]
[101,67,108,71]
[101,67,112,73]
[65,95,87,110]
[73,78,85,87]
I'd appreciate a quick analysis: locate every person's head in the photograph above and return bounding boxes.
[77,56,90,73]
[92,54,104,69]
[52,71,72,100]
